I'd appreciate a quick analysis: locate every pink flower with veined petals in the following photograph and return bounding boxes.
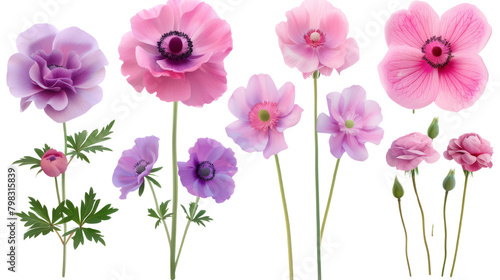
[276,0,359,78]
[226,74,303,159]
[444,133,493,172]
[317,85,384,161]
[378,2,491,112]
[118,0,232,107]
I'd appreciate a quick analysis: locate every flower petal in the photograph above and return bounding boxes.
[341,85,366,115]
[329,133,345,159]
[277,105,303,132]
[357,127,384,145]
[277,82,296,115]
[152,75,191,103]
[7,53,40,98]
[335,37,360,74]
[44,87,103,123]
[73,49,108,89]
[207,174,235,203]
[435,53,488,112]
[16,23,58,56]
[316,113,338,134]
[284,4,311,43]
[52,27,99,57]
[182,61,227,107]
[130,4,174,46]
[378,45,439,110]
[263,129,288,159]
[439,3,491,53]
[245,74,279,106]
[190,18,232,56]
[319,9,348,49]
[228,86,251,121]
[226,120,268,153]
[344,134,368,161]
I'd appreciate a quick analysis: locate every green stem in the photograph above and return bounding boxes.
[442,191,449,277]
[175,197,200,268]
[275,154,294,280]
[62,122,68,278]
[320,158,341,242]
[398,198,412,277]
[147,179,171,244]
[450,171,470,277]
[411,169,431,275]
[54,177,61,205]
[170,101,179,280]
[313,70,322,280]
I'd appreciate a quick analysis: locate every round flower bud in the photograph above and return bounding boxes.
[392,176,404,199]
[442,169,456,191]
[427,117,439,140]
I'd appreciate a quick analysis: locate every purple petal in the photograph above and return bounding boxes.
[316,113,337,134]
[52,27,99,57]
[226,120,268,153]
[73,49,108,89]
[263,129,288,159]
[245,74,279,106]
[207,174,235,203]
[277,105,303,132]
[228,86,251,121]
[344,134,368,161]
[276,82,295,115]
[16,23,58,56]
[357,127,384,145]
[329,133,345,159]
[134,136,160,165]
[44,86,103,123]
[7,54,40,98]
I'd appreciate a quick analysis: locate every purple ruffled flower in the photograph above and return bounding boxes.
[178,138,237,203]
[112,136,159,199]
[7,23,108,123]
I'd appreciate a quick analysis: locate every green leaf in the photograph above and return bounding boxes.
[181,202,212,227]
[148,200,172,229]
[146,176,161,188]
[64,187,118,226]
[13,144,52,174]
[150,166,163,173]
[82,228,106,246]
[138,180,145,197]
[66,120,115,163]
[15,197,63,239]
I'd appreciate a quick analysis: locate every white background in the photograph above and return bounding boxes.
[1,0,499,279]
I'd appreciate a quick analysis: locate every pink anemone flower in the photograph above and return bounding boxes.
[276,0,359,78]
[378,2,491,112]
[226,74,303,159]
[118,0,232,107]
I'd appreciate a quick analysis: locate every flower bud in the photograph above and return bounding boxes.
[392,176,404,199]
[442,169,456,191]
[40,149,68,177]
[427,117,439,140]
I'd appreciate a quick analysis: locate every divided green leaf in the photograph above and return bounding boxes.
[181,202,212,227]
[15,197,64,239]
[147,200,172,229]
[13,144,51,174]
[66,120,115,163]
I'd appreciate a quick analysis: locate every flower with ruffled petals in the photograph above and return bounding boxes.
[378,2,491,112]
[276,0,359,78]
[226,74,303,159]
[316,85,383,161]
[40,149,68,177]
[387,132,440,171]
[118,0,232,107]
[444,133,493,172]
[178,138,237,203]
[7,24,108,123]
[112,136,159,199]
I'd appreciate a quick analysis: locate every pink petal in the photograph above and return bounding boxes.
[385,1,439,48]
[263,129,288,159]
[326,92,343,123]
[357,100,382,129]
[424,148,440,164]
[282,43,320,74]
[357,127,384,145]
[341,85,366,115]
[277,105,303,132]
[318,65,333,77]
[344,134,368,161]
[20,97,31,112]
[179,1,219,37]
[378,45,439,110]
[135,46,165,77]
[44,87,102,123]
[316,113,338,134]
[277,82,295,115]
[226,120,268,153]
[16,23,58,56]
[52,27,99,57]
[245,74,279,106]
[156,53,211,73]
[302,0,331,28]
[276,22,294,46]
[317,46,345,70]
[336,38,360,74]
[435,53,488,112]
[190,18,232,56]
[461,153,477,165]
[130,4,175,46]
[182,61,227,107]
[7,54,40,98]
[284,4,311,43]
[152,76,191,103]
[329,133,346,159]
[439,3,491,53]
[319,9,348,49]
[228,86,251,121]
[119,32,148,92]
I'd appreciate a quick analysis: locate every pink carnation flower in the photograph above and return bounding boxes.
[40,149,68,177]
[378,2,491,112]
[444,133,493,172]
[276,0,359,78]
[386,132,440,171]
[226,74,303,159]
[118,0,232,107]
[316,85,384,161]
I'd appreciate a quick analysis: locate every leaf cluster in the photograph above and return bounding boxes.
[181,202,213,227]
[13,144,51,175]
[66,120,115,163]
[147,200,173,229]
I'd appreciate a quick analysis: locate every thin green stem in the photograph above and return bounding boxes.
[147,179,171,244]
[175,197,200,268]
[320,158,341,242]
[398,198,412,277]
[275,154,294,280]
[411,169,431,275]
[442,191,449,277]
[170,101,179,280]
[54,177,61,205]
[313,71,322,280]
[62,122,68,278]
[450,171,470,277]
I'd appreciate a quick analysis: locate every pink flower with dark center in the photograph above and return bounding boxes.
[226,74,303,159]
[316,85,384,161]
[386,132,440,171]
[276,0,359,78]
[378,2,491,112]
[444,133,493,172]
[118,0,232,107]
[40,149,68,177]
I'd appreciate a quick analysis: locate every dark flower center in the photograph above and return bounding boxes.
[47,64,63,70]
[196,161,215,181]
[421,36,452,68]
[134,159,149,175]
[157,31,193,61]
[49,155,57,162]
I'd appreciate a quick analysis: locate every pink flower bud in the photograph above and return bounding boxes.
[40,149,68,177]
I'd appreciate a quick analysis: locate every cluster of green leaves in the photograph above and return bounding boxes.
[147,200,173,229]
[181,202,213,227]
[16,198,65,239]
[62,187,119,249]
[16,188,118,249]
[138,167,163,196]
[67,120,115,163]
[13,144,51,175]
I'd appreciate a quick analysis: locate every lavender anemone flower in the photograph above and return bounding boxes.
[178,138,238,203]
[112,136,159,199]
[7,24,108,123]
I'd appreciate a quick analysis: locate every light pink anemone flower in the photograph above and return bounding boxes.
[378,2,491,112]
[276,0,359,78]
[226,74,303,159]
[316,85,383,161]
[118,0,232,107]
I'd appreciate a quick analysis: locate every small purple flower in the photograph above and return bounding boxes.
[316,85,384,161]
[112,136,159,199]
[178,138,238,203]
[7,23,108,123]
